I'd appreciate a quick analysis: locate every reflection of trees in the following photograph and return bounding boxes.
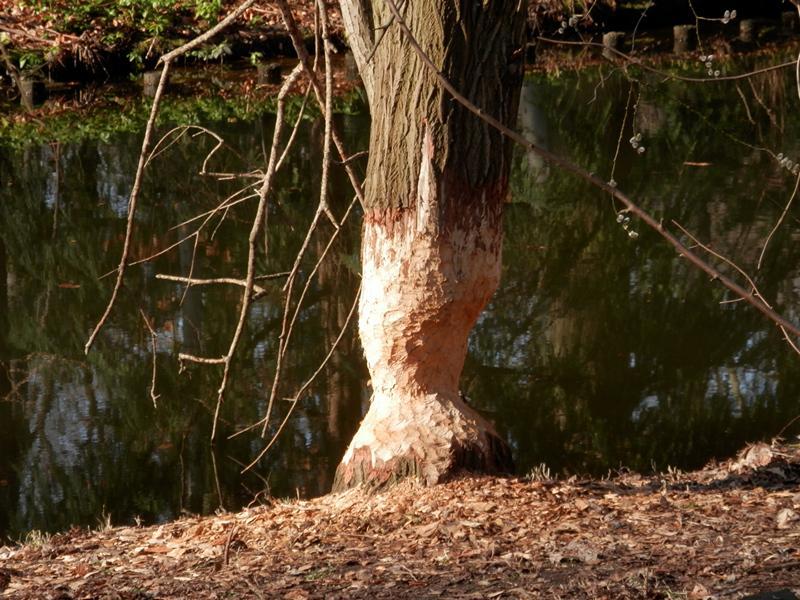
[3,63,798,536]
[0,113,370,538]
[466,65,800,476]
[0,236,16,539]
[0,236,8,384]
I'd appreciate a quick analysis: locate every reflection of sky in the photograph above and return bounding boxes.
[632,363,777,422]
[631,394,660,421]
[96,144,134,217]
[705,366,777,417]
[42,146,59,210]
[18,359,111,524]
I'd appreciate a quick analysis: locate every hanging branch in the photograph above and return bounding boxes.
[382,0,800,346]
[259,0,339,438]
[241,282,362,472]
[758,170,800,271]
[139,310,161,407]
[275,0,367,208]
[84,63,171,354]
[85,0,261,355]
[204,62,305,441]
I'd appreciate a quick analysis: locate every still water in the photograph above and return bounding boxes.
[1,63,799,540]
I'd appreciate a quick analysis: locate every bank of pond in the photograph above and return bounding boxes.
[0,54,799,541]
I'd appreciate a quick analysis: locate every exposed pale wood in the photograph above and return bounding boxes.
[334,0,526,491]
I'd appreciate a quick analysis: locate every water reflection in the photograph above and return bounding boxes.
[1,63,799,539]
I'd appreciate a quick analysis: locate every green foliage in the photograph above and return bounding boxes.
[249,51,264,67]
[16,51,43,72]
[188,41,232,62]
[0,86,368,149]
[194,0,222,22]
[20,0,180,37]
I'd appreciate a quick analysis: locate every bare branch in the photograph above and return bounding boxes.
[261,190,360,438]
[139,310,161,408]
[382,0,800,343]
[316,0,338,229]
[208,62,306,441]
[275,0,367,209]
[240,282,361,471]
[159,0,257,64]
[86,0,262,355]
[758,171,800,271]
[84,63,171,355]
[155,274,268,296]
[179,354,226,366]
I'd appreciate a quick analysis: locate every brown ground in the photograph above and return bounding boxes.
[2,442,800,599]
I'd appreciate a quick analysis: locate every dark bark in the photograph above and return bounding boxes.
[356,1,526,218]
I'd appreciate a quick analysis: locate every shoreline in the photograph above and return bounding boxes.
[2,440,799,598]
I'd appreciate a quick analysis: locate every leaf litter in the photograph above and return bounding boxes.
[2,441,800,599]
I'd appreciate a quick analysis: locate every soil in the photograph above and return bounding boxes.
[2,441,800,599]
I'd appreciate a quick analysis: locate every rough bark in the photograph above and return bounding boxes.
[333,1,527,492]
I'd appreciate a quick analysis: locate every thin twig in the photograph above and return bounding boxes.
[275,0,366,208]
[672,221,800,356]
[241,282,361,471]
[160,1,257,64]
[179,353,226,366]
[222,524,239,566]
[734,83,756,125]
[208,62,305,442]
[757,167,800,271]
[84,63,171,354]
[155,274,268,296]
[86,0,261,354]
[139,310,161,408]
[259,194,359,439]
[316,0,338,229]
[537,36,799,83]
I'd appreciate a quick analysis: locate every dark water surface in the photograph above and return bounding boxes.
[1,64,799,540]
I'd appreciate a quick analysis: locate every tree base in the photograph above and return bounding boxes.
[331,392,513,493]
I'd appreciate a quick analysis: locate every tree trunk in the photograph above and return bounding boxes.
[333,1,527,491]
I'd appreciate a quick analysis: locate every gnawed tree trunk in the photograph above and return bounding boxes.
[333,1,527,491]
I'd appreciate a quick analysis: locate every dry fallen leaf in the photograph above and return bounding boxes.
[4,442,800,598]
[689,582,712,599]
[776,508,799,530]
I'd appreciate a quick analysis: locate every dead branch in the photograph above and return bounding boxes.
[275,0,366,209]
[84,64,171,355]
[139,310,161,408]
[259,194,360,439]
[240,281,361,470]
[383,0,800,346]
[208,62,305,442]
[154,274,267,296]
[259,2,340,438]
[85,0,260,355]
[758,164,800,272]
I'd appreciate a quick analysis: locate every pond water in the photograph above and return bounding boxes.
[1,61,799,540]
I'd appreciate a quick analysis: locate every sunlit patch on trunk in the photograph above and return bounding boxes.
[332,187,512,492]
